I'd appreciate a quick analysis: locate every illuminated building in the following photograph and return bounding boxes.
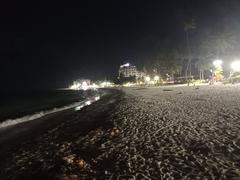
[118,63,145,78]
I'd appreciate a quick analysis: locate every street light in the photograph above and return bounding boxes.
[212,59,224,82]
[145,76,150,82]
[154,75,160,81]
[231,60,240,72]
[213,59,223,67]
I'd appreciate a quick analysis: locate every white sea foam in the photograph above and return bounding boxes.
[0,96,100,128]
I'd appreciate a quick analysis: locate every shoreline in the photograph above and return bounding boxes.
[0,88,101,124]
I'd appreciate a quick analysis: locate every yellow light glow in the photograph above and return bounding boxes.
[145,76,150,82]
[123,83,134,87]
[154,75,160,81]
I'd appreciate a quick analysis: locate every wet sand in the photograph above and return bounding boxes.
[0,89,123,180]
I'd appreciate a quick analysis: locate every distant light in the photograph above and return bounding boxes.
[123,82,134,87]
[100,81,112,87]
[154,75,160,81]
[69,82,80,90]
[82,81,87,86]
[92,83,99,88]
[145,76,151,82]
[120,63,130,68]
[82,81,88,91]
[231,60,240,72]
[213,59,223,67]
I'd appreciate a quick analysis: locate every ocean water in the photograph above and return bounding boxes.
[0,89,100,127]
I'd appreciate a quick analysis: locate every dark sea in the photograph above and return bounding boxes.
[0,89,100,126]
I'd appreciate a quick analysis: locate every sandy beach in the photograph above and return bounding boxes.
[1,85,240,179]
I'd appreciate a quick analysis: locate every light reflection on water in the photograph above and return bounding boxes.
[74,95,101,111]
[75,105,83,111]
[95,96,100,101]
[85,100,91,106]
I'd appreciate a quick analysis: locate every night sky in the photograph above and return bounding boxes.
[1,0,240,89]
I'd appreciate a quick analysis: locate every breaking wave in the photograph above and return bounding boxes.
[0,96,100,128]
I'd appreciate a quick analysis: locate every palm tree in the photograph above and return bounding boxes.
[184,18,196,79]
[195,59,211,80]
[196,29,236,79]
[154,49,184,79]
[194,28,236,80]
[210,30,236,58]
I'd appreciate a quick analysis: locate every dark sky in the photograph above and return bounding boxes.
[1,0,239,89]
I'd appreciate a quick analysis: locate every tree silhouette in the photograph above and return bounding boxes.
[184,18,196,79]
[209,30,236,58]
[153,49,184,79]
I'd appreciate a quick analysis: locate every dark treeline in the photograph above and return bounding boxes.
[133,0,240,80]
